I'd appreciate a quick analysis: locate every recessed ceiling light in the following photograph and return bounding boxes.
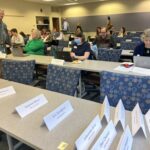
[43,0,55,2]
[64,2,78,6]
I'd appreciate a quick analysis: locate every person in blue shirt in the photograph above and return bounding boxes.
[134,28,150,56]
[70,33,92,60]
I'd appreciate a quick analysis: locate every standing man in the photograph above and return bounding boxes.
[62,18,70,33]
[0,9,10,52]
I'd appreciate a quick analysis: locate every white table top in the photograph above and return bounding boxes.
[3,54,120,73]
[0,79,149,150]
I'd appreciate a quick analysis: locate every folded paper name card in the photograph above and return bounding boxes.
[114,99,126,130]
[15,94,48,118]
[51,58,64,66]
[132,103,147,137]
[117,126,133,150]
[43,100,73,131]
[0,86,16,99]
[145,110,150,134]
[91,120,117,150]
[100,96,110,123]
[75,115,102,150]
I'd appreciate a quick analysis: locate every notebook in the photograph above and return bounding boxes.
[134,56,150,69]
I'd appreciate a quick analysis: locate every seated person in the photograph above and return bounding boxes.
[70,33,92,61]
[75,25,83,35]
[118,27,127,37]
[134,28,150,56]
[11,28,24,45]
[24,29,44,55]
[93,27,114,48]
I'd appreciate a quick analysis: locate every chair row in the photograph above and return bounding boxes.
[1,59,149,114]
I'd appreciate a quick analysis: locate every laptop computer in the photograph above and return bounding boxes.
[12,44,28,57]
[134,56,150,69]
[55,51,73,62]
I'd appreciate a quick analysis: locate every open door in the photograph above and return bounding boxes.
[52,17,60,32]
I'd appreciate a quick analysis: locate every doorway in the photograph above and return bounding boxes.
[52,17,60,32]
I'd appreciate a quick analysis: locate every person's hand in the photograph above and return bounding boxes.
[70,52,76,58]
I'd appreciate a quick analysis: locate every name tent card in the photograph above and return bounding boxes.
[51,58,64,66]
[15,94,48,118]
[100,96,110,123]
[43,100,73,131]
[0,86,16,99]
[91,120,117,150]
[145,110,150,133]
[114,100,125,130]
[75,115,102,150]
[132,103,147,137]
[117,126,133,150]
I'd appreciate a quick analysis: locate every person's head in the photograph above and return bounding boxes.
[20,31,26,38]
[141,28,150,48]
[121,27,126,34]
[0,9,4,22]
[107,16,111,20]
[96,27,101,35]
[31,29,41,39]
[74,33,85,45]
[100,27,107,39]
[75,25,83,34]
[11,28,18,36]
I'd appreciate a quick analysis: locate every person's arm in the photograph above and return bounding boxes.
[74,52,90,61]
[24,40,44,52]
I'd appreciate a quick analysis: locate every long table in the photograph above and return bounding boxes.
[0,79,150,150]
[2,54,121,72]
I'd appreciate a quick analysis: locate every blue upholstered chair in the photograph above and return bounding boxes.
[121,41,138,50]
[100,71,150,114]
[46,64,81,96]
[2,60,35,85]
[97,48,122,62]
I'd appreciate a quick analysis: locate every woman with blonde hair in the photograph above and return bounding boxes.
[134,28,150,56]
[24,29,44,55]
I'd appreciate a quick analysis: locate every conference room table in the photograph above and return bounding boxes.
[0,79,149,150]
[1,54,122,72]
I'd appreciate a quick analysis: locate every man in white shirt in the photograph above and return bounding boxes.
[11,28,24,45]
[62,18,69,32]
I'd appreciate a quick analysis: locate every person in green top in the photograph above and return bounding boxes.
[24,29,44,55]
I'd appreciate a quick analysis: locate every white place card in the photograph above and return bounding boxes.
[132,103,147,137]
[75,115,102,150]
[15,94,48,118]
[51,58,64,66]
[100,96,110,123]
[117,126,133,150]
[43,100,73,131]
[91,120,117,150]
[114,100,125,130]
[145,110,150,133]
[0,86,16,99]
